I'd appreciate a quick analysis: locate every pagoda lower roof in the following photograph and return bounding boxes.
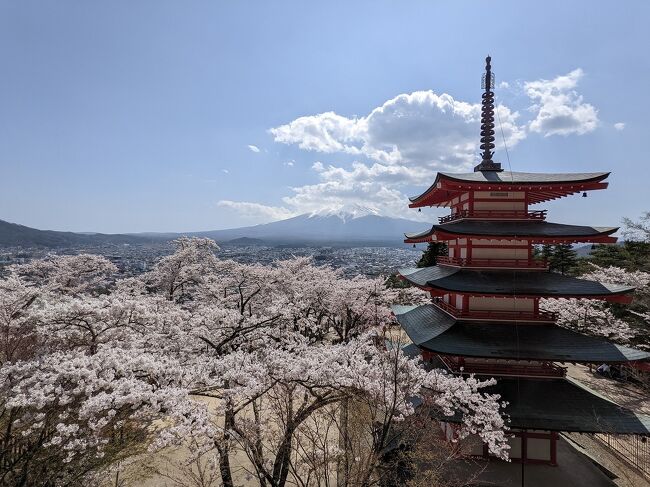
[404,220,618,244]
[398,266,635,300]
[463,377,650,434]
[409,171,610,207]
[392,305,650,363]
[400,342,650,434]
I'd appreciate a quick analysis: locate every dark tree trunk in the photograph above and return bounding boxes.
[337,397,351,487]
[217,406,236,487]
[272,425,296,487]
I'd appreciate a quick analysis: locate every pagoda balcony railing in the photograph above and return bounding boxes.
[439,356,566,378]
[436,256,548,269]
[438,209,547,223]
[433,300,558,323]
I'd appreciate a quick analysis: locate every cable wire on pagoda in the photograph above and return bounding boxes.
[495,96,512,172]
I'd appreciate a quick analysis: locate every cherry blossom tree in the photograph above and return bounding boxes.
[0,238,507,486]
[10,253,118,296]
[541,264,650,344]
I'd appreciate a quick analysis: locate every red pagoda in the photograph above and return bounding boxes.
[394,56,650,465]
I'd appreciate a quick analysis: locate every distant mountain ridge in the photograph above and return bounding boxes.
[184,212,427,246]
[0,211,429,248]
[0,219,155,248]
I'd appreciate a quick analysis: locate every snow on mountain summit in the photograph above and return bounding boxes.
[308,204,381,222]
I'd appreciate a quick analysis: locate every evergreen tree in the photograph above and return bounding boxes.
[540,244,554,263]
[590,244,629,269]
[623,241,650,272]
[385,273,410,289]
[549,244,578,275]
[416,242,448,268]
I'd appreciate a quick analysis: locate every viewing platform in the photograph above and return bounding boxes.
[433,299,558,323]
[438,209,547,223]
[436,255,548,270]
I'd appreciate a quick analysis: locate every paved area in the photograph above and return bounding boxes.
[565,433,650,487]
[443,436,618,487]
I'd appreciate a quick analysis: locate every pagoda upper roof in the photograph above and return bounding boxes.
[398,266,635,300]
[404,220,618,244]
[409,170,610,207]
[437,170,609,185]
[393,304,650,363]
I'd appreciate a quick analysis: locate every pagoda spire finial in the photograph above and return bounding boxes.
[474,55,503,172]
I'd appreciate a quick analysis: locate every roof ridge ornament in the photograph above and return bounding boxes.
[474,55,503,172]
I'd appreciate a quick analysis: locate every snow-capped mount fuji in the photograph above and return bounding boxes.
[188,208,428,246]
[307,204,381,222]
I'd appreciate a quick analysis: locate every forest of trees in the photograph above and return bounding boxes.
[0,239,507,487]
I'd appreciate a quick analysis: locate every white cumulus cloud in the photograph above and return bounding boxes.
[247,144,261,153]
[223,72,600,223]
[217,200,295,223]
[270,90,524,172]
[614,122,625,131]
[525,69,598,137]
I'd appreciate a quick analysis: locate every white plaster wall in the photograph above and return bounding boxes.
[471,247,529,259]
[469,297,534,311]
[473,200,526,211]
[527,438,551,461]
[474,191,525,199]
[471,239,528,246]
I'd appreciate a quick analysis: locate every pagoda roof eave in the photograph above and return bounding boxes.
[398,266,635,301]
[392,304,650,363]
[428,375,650,435]
[409,171,610,208]
[404,221,619,244]
[439,170,610,185]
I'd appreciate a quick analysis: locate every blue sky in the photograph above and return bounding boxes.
[1,1,648,233]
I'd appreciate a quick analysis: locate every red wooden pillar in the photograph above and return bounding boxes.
[524,190,529,213]
[550,431,558,466]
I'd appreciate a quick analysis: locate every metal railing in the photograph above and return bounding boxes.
[595,433,650,478]
[436,255,548,269]
[434,300,557,322]
[438,209,547,223]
